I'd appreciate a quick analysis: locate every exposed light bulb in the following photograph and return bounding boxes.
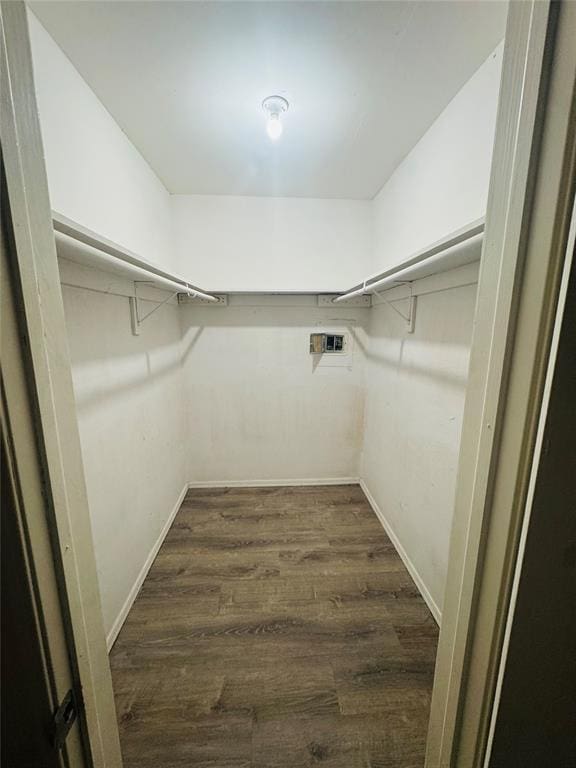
[267,113,283,141]
[262,95,289,142]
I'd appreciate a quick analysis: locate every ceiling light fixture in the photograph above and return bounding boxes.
[262,95,289,141]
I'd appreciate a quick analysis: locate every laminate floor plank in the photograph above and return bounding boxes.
[110,484,438,767]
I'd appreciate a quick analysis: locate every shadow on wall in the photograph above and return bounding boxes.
[65,289,370,418]
[181,325,204,364]
[350,284,477,390]
[72,327,205,414]
[368,295,477,345]
[66,285,472,416]
[72,346,183,413]
[177,304,369,371]
[63,288,182,363]
[63,284,207,413]
[350,324,469,392]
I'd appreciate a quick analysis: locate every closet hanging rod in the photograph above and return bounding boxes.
[52,212,218,303]
[55,231,198,296]
[333,217,485,304]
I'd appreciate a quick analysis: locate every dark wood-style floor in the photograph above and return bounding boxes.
[110,485,438,768]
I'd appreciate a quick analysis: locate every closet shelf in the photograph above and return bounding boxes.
[54,212,484,324]
[333,217,485,304]
[53,212,219,303]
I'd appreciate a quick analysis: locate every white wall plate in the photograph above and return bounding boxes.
[178,293,228,305]
[317,294,371,307]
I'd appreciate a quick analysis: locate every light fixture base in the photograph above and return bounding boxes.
[262,95,289,117]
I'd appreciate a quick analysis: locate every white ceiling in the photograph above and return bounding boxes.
[30,1,507,199]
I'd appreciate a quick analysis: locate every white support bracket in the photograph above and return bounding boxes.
[373,288,417,333]
[129,282,179,336]
[129,296,140,336]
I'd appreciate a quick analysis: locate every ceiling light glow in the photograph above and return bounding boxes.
[262,95,289,142]
[267,113,283,141]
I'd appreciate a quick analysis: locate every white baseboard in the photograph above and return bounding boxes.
[359,479,441,625]
[187,477,360,489]
[106,482,189,651]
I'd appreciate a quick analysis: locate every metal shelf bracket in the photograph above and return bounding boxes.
[129,281,179,336]
[372,287,417,333]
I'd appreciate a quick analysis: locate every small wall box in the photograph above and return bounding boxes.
[309,333,346,354]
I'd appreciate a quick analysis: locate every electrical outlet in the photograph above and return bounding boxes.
[310,333,347,354]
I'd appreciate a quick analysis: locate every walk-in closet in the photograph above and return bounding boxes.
[4,1,576,767]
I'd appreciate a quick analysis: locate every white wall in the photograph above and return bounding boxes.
[171,195,372,292]
[361,273,477,618]
[180,298,369,483]
[28,11,174,270]
[359,44,503,617]
[371,43,503,273]
[59,260,188,644]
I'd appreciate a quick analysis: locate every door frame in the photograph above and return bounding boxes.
[1,3,122,766]
[426,1,576,765]
[2,1,575,766]
[2,181,86,768]
[487,196,576,765]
